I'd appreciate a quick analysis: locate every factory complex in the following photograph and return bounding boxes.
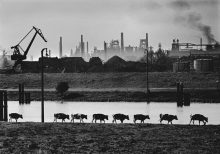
[1,29,220,73]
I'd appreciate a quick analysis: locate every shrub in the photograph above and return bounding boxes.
[56,82,69,97]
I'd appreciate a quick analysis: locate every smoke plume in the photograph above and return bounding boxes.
[170,0,190,10]
[187,13,216,44]
[170,0,217,44]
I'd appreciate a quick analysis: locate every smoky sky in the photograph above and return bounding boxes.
[0,0,219,59]
[169,0,219,43]
[170,0,191,10]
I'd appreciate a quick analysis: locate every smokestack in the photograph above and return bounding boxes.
[200,38,202,50]
[49,50,51,57]
[30,56,33,61]
[59,37,62,58]
[81,35,84,57]
[104,41,107,61]
[121,32,124,52]
[146,33,148,50]
[70,49,73,57]
[81,35,84,52]
[87,41,89,53]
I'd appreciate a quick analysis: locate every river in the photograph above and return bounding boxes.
[8,101,220,125]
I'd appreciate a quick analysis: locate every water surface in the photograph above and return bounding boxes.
[8,101,220,125]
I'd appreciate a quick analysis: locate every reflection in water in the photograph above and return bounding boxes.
[7,101,220,125]
[176,107,184,124]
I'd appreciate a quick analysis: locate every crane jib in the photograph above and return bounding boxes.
[33,26,47,43]
[10,26,47,70]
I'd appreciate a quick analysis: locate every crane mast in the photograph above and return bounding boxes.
[11,26,47,70]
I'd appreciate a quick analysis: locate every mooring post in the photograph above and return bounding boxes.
[184,93,191,106]
[180,82,184,104]
[177,82,183,107]
[19,83,25,104]
[25,92,31,104]
[177,82,180,106]
[0,91,3,121]
[19,84,21,104]
[21,83,24,104]
[3,91,8,121]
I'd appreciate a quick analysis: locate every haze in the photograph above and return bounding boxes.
[0,0,219,60]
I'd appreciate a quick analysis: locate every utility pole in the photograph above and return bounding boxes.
[145,48,150,103]
[41,48,48,123]
[146,33,150,103]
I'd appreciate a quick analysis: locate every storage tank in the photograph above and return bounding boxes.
[173,62,190,72]
[193,59,213,72]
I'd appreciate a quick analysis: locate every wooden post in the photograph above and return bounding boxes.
[19,83,25,104]
[19,84,21,104]
[0,91,3,121]
[25,92,31,104]
[21,83,24,104]
[180,82,184,104]
[184,93,191,106]
[3,91,8,121]
[177,82,183,107]
[177,82,180,106]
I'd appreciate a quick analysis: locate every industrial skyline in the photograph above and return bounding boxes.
[0,0,219,60]
[70,32,149,61]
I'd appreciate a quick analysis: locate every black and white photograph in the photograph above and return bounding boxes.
[0,0,220,153]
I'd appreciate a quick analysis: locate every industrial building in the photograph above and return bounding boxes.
[169,39,220,72]
[71,33,149,62]
[168,38,220,58]
[2,28,220,73]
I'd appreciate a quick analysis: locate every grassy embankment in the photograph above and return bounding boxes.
[0,72,220,102]
[0,122,219,153]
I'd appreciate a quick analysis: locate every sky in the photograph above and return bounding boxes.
[0,0,219,60]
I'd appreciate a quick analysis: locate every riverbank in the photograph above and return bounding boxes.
[5,88,220,102]
[1,72,220,102]
[0,72,219,89]
[0,122,219,153]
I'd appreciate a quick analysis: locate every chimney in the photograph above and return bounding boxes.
[81,35,84,57]
[49,50,51,57]
[59,37,62,58]
[87,41,89,53]
[70,49,73,57]
[200,38,202,50]
[104,41,107,61]
[121,32,124,52]
[81,35,84,52]
[146,33,148,50]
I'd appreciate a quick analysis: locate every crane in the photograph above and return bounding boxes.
[11,26,47,70]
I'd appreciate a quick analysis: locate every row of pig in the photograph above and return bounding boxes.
[8,113,208,125]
